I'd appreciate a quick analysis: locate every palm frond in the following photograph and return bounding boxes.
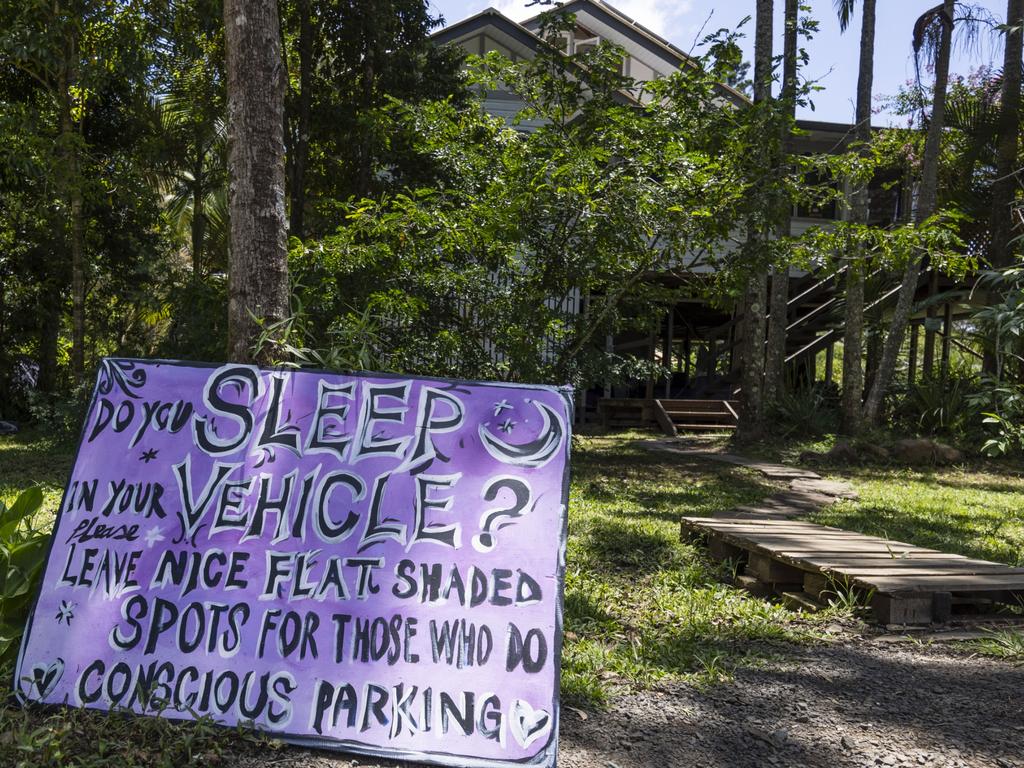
[834,0,857,32]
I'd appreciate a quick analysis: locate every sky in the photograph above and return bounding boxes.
[428,0,1009,126]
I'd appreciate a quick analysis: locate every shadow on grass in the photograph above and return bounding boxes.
[814,502,1024,566]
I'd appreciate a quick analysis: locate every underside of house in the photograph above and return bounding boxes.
[433,1,980,432]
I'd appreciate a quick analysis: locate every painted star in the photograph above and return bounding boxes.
[140,448,158,463]
[493,399,513,416]
[144,526,165,548]
[54,600,75,625]
[499,418,516,433]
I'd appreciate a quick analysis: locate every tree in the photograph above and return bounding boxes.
[152,0,227,279]
[764,0,800,407]
[988,0,1023,272]
[283,20,753,388]
[863,0,956,425]
[222,0,290,364]
[835,0,877,434]
[1,0,156,384]
[736,0,774,441]
[280,0,465,239]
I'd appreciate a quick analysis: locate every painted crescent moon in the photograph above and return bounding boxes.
[479,401,564,467]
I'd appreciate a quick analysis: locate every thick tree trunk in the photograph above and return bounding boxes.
[764,0,799,406]
[989,0,1023,272]
[223,0,291,364]
[840,265,865,429]
[739,272,768,438]
[864,0,953,425]
[737,0,774,441]
[983,0,1024,375]
[764,269,788,403]
[288,0,314,239]
[840,0,876,434]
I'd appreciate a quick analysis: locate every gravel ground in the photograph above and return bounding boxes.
[235,639,1024,768]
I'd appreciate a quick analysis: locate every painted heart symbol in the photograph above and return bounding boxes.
[510,698,552,749]
[29,658,64,700]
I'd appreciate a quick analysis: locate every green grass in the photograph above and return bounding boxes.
[559,432,822,704]
[0,699,273,767]
[968,628,1024,664]
[0,429,73,527]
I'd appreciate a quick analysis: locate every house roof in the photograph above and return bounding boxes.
[431,6,642,107]
[431,7,545,54]
[432,1,749,108]
[521,0,749,106]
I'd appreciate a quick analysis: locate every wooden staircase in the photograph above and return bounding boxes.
[656,399,739,434]
[598,398,739,435]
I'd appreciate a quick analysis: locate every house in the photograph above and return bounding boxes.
[433,1,964,432]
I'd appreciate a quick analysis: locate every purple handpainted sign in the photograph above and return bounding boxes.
[15,358,571,768]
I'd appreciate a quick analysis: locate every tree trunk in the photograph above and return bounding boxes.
[37,287,60,394]
[191,174,206,279]
[738,272,768,438]
[288,0,314,239]
[863,0,954,425]
[59,28,85,383]
[223,0,291,364]
[989,0,1023,272]
[840,263,865,431]
[737,0,774,441]
[764,0,799,406]
[983,0,1024,375]
[840,0,876,434]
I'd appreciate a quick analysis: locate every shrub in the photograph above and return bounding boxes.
[771,383,839,437]
[899,373,982,440]
[0,487,48,665]
[26,383,93,443]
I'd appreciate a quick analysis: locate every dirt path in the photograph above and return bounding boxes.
[233,640,1024,768]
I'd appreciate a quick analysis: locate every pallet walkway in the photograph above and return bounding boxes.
[682,517,1024,624]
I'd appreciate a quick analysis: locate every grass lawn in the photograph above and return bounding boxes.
[0,429,73,526]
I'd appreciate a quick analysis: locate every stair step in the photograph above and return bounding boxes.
[665,411,733,421]
[674,423,737,431]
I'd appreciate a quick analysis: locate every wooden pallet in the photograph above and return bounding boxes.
[682,516,1024,624]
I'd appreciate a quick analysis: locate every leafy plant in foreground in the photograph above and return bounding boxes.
[0,486,48,665]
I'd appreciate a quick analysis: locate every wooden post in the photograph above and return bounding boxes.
[940,302,952,381]
[908,321,919,386]
[604,334,613,399]
[664,307,674,398]
[825,343,834,385]
[645,332,656,401]
[684,330,692,380]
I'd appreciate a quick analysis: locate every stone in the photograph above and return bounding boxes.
[789,477,859,500]
[890,438,964,466]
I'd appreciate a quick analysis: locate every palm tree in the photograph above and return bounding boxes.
[834,0,876,435]
[863,0,956,425]
[153,94,229,278]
